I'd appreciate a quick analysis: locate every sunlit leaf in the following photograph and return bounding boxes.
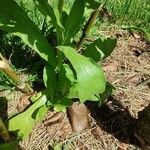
[65,0,85,40]
[57,46,106,102]
[84,36,117,61]
[67,82,78,99]
[52,0,64,44]
[0,0,56,66]
[8,95,47,139]
[35,0,64,44]
[15,0,45,29]
[35,105,48,121]
[58,64,76,96]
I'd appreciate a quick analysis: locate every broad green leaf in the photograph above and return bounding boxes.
[57,46,106,102]
[58,60,102,101]
[43,65,56,100]
[35,0,64,44]
[52,0,64,44]
[65,0,85,40]
[34,0,54,19]
[35,105,48,121]
[35,0,63,28]
[62,10,69,28]
[84,36,117,61]
[58,64,76,96]
[8,95,47,139]
[0,0,56,66]
[15,0,45,29]
[68,86,102,102]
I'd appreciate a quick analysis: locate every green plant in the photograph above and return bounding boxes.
[0,0,116,148]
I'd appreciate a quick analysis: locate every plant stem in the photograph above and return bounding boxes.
[77,0,109,50]
[77,10,98,50]
[0,56,33,95]
[77,5,102,50]
[0,117,11,142]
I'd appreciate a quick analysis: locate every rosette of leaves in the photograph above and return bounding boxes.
[0,0,116,147]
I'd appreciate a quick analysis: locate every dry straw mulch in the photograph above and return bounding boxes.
[1,29,149,150]
[20,30,150,150]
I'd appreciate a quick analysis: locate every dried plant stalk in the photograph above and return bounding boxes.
[0,59,33,95]
[0,117,11,142]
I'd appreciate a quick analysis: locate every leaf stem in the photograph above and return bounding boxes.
[77,5,101,50]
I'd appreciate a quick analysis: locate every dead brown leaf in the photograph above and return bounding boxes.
[44,112,72,139]
[68,102,90,132]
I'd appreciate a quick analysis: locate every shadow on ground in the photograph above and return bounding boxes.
[87,98,150,149]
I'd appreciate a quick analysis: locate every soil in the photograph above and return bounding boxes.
[1,29,150,150]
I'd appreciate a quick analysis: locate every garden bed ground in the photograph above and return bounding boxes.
[1,29,150,150]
